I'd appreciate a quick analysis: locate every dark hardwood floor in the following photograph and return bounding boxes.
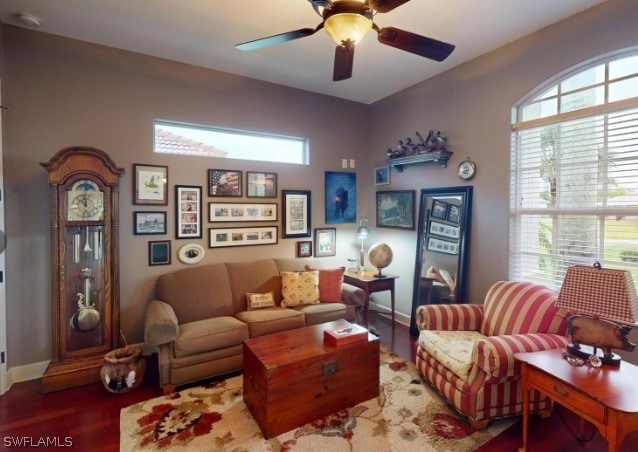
[0,312,635,451]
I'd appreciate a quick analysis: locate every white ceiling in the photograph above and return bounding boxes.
[0,0,606,104]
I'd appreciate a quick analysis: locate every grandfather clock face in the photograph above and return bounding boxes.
[66,179,104,222]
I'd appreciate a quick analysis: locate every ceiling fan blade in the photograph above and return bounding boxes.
[333,43,354,81]
[376,26,455,62]
[369,0,412,13]
[236,27,320,51]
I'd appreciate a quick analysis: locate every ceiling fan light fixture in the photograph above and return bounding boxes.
[325,13,372,46]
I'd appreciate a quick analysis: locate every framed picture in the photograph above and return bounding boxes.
[208,169,242,197]
[447,204,461,224]
[375,190,415,230]
[175,185,202,239]
[296,240,313,258]
[177,243,205,265]
[133,164,168,205]
[282,190,311,238]
[375,166,390,186]
[209,226,278,248]
[431,199,449,220]
[134,211,167,235]
[148,240,171,266]
[325,171,356,224]
[246,171,277,198]
[426,236,459,255]
[429,220,460,239]
[314,228,336,257]
[208,202,277,222]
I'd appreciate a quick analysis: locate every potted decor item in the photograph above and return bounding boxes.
[100,332,146,393]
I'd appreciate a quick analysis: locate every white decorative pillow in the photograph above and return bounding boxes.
[281,271,320,307]
[245,292,275,310]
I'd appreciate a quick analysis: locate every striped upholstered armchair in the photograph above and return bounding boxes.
[414,280,570,429]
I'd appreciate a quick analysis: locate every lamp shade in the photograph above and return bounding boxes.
[325,13,372,46]
[556,264,638,324]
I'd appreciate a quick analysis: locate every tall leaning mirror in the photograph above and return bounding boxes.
[410,186,473,335]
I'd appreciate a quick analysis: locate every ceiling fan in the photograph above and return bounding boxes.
[236,0,455,81]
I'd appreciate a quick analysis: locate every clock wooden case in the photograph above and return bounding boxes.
[40,146,124,393]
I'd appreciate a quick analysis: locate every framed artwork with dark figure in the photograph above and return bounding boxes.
[175,185,202,239]
[282,190,311,238]
[325,171,356,224]
[314,228,336,257]
[208,169,242,197]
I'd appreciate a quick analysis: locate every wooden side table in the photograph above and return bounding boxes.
[516,348,638,452]
[343,271,398,328]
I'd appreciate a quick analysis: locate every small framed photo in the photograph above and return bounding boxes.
[282,190,311,238]
[447,204,461,224]
[431,199,449,220]
[376,190,415,230]
[134,164,168,205]
[209,202,277,223]
[208,169,242,197]
[209,226,278,248]
[375,166,390,186]
[134,211,167,235]
[314,228,336,257]
[246,171,277,198]
[426,236,459,255]
[296,240,313,258]
[177,243,205,265]
[148,240,171,266]
[175,185,202,239]
[429,220,460,239]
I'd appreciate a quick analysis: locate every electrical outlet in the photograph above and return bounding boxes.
[349,159,355,168]
[341,159,348,168]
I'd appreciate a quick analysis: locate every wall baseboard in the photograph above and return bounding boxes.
[369,301,410,327]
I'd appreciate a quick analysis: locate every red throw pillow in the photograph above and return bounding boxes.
[304,265,345,302]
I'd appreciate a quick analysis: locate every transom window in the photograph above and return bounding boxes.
[510,49,638,289]
[153,120,308,165]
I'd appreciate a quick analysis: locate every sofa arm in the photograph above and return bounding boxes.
[144,299,180,346]
[416,304,483,332]
[472,333,569,383]
[341,282,366,307]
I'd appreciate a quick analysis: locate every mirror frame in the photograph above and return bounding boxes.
[410,186,473,335]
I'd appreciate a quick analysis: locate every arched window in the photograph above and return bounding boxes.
[510,49,638,289]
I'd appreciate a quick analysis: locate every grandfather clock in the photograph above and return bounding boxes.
[40,147,124,393]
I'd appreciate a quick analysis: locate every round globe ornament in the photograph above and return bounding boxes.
[367,242,393,278]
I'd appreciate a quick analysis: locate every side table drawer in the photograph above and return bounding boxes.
[528,370,606,424]
[370,278,394,291]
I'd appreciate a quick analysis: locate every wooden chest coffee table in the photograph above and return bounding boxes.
[242,320,380,438]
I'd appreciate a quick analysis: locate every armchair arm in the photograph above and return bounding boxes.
[472,333,569,383]
[144,299,180,346]
[416,304,483,332]
[341,282,366,308]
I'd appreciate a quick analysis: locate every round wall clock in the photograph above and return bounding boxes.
[457,158,477,181]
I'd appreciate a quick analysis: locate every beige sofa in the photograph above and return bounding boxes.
[144,258,365,392]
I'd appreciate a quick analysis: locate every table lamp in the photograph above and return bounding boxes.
[356,216,370,270]
[556,261,638,366]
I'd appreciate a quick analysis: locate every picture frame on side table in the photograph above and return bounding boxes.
[148,240,171,266]
[209,226,278,248]
[208,169,242,197]
[296,240,313,258]
[134,164,168,205]
[375,190,415,230]
[282,190,311,238]
[246,171,277,198]
[314,228,336,257]
[209,202,277,223]
[175,185,202,239]
[134,211,167,235]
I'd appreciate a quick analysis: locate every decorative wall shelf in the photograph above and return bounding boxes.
[387,150,453,172]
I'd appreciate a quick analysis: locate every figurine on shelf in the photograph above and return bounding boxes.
[387,130,449,160]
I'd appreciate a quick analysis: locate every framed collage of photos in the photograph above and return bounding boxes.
[426,237,459,255]
[209,226,278,248]
[175,185,202,239]
[282,190,311,238]
[208,202,277,222]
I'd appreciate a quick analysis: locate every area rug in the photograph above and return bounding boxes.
[120,349,514,451]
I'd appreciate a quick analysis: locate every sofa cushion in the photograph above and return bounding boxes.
[418,329,486,380]
[305,265,345,302]
[293,302,348,325]
[245,292,275,310]
[173,316,248,359]
[235,307,305,337]
[226,259,282,312]
[281,271,320,307]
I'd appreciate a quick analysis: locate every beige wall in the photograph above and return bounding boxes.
[3,0,638,368]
